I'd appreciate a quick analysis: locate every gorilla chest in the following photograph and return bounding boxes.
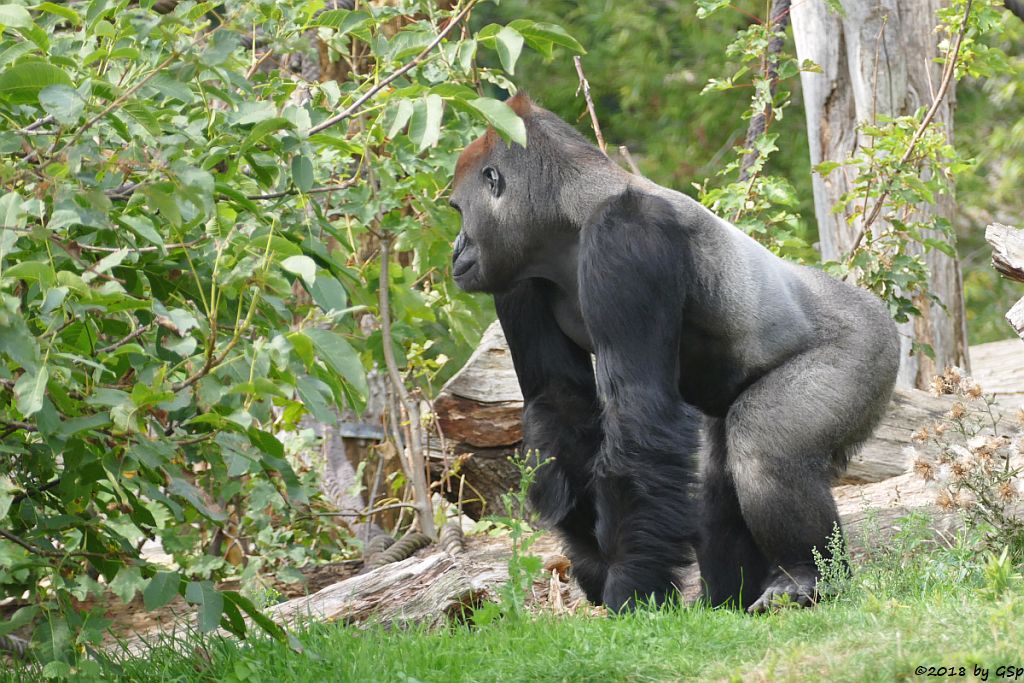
[551,291,594,353]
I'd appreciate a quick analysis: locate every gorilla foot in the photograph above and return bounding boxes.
[748,567,819,614]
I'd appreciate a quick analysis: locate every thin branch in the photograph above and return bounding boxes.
[379,235,436,540]
[308,1,478,136]
[738,0,792,181]
[171,292,260,391]
[76,238,207,254]
[96,322,154,354]
[573,56,607,155]
[617,145,642,175]
[246,179,358,200]
[847,0,973,255]
[30,51,182,166]
[0,420,38,434]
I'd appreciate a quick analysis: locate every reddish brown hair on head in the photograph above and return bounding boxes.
[453,129,496,187]
[453,92,533,188]
[507,91,534,117]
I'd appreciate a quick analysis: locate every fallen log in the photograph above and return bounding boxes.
[986,222,1024,340]
[117,468,962,657]
[433,321,960,513]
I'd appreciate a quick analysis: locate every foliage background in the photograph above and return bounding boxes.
[1,0,1023,672]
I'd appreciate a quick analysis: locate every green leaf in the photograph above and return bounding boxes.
[408,94,443,152]
[305,328,367,398]
[14,365,48,417]
[36,2,82,25]
[185,581,223,633]
[118,215,163,246]
[387,99,414,139]
[38,84,84,125]
[295,375,334,423]
[281,255,316,286]
[109,566,145,603]
[0,62,71,104]
[0,4,32,28]
[494,26,524,75]
[290,155,314,192]
[307,271,348,312]
[510,21,585,55]
[468,98,526,147]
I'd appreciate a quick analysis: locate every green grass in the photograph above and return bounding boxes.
[6,531,1024,683]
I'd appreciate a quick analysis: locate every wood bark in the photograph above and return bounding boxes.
[790,0,970,388]
[430,322,1023,515]
[985,223,1024,340]
[117,472,967,657]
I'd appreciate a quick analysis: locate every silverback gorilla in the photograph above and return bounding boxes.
[449,93,900,613]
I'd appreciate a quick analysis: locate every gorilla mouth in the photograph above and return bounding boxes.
[452,231,478,279]
[452,256,476,278]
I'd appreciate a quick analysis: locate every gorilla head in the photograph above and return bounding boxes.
[449,93,613,293]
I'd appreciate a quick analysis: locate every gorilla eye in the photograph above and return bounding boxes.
[482,166,503,198]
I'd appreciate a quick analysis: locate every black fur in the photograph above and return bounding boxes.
[450,95,900,613]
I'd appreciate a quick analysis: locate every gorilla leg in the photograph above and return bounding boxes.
[725,344,884,612]
[697,417,770,609]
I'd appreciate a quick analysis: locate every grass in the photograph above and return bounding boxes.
[5,525,1024,682]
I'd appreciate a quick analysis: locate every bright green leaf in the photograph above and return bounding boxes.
[468,98,526,147]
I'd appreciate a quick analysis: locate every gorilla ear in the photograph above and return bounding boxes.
[507,92,534,117]
[483,166,504,198]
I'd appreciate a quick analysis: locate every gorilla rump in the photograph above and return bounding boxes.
[449,93,899,613]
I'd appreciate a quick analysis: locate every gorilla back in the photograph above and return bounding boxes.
[449,93,899,613]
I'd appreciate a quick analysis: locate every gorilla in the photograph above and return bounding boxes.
[449,93,899,613]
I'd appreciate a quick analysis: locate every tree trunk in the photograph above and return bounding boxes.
[790,0,970,388]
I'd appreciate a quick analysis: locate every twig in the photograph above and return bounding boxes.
[738,0,792,182]
[76,238,207,254]
[308,1,478,136]
[30,51,182,166]
[246,179,358,200]
[573,56,607,155]
[171,292,260,391]
[96,322,154,354]
[379,235,436,540]
[0,420,38,434]
[618,145,642,175]
[846,0,973,255]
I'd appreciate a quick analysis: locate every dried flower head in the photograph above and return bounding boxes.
[911,427,929,444]
[965,383,984,400]
[947,402,966,420]
[950,458,972,481]
[914,458,935,481]
[997,481,1017,503]
[934,421,948,437]
[936,489,955,511]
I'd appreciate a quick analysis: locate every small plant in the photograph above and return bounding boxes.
[812,523,853,601]
[473,452,547,624]
[910,367,1024,558]
[981,546,1022,598]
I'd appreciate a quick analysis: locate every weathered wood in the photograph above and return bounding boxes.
[985,223,1024,341]
[970,339,1024,409]
[434,322,523,447]
[118,471,967,657]
[986,223,1024,282]
[1008,297,1024,341]
[791,0,970,388]
[433,321,960,503]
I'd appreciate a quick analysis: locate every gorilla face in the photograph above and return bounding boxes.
[449,133,522,294]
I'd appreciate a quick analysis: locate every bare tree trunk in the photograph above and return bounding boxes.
[791,0,970,388]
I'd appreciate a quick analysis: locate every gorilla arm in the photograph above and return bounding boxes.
[578,190,701,611]
[494,278,609,603]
